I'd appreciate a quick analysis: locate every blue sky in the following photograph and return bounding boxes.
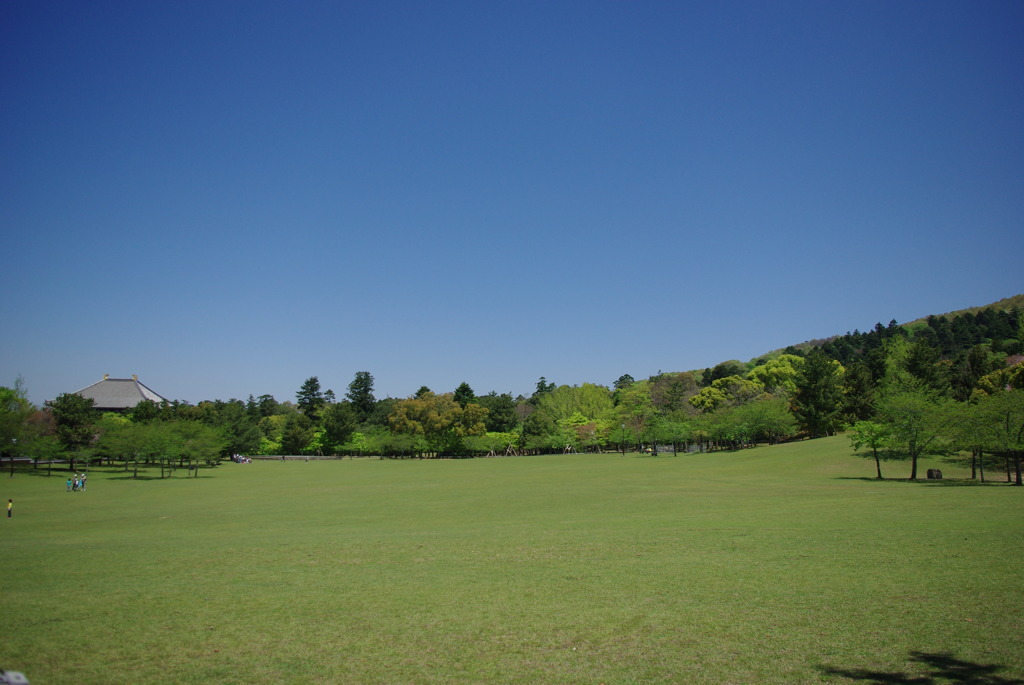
[2,0,1022,406]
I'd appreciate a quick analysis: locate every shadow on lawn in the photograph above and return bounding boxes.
[819,651,1024,684]
[834,476,1010,487]
[3,465,213,481]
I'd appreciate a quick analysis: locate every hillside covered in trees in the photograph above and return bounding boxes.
[3,295,1023,482]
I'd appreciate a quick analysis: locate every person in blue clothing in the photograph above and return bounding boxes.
[67,477,72,492]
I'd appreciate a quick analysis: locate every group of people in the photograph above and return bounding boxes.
[66,473,87,492]
[231,454,252,464]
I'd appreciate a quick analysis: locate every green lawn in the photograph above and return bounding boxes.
[1,439,1022,684]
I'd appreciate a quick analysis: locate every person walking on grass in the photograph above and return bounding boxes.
[81,473,87,491]
[66,477,72,492]
[7,499,11,518]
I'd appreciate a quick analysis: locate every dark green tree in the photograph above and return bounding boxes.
[453,382,476,408]
[47,393,98,465]
[842,360,876,422]
[476,392,519,433]
[613,374,635,390]
[702,361,747,387]
[529,377,555,405]
[214,401,263,456]
[281,413,315,455]
[346,372,376,423]
[322,402,358,453]
[296,377,326,421]
[791,349,845,437]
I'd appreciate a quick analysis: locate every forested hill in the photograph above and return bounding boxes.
[751,293,1024,367]
[903,293,1024,327]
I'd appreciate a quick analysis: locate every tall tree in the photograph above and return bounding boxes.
[453,382,476,408]
[296,377,325,421]
[842,360,876,423]
[47,393,98,463]
[791,349,845,437]
[346,372,376,423]
[322,402,358,454]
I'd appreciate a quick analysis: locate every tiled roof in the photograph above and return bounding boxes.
[74,376,167,410]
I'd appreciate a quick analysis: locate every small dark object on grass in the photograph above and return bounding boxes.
[927,469,943,480]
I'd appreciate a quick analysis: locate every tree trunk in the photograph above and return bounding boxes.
[1015,453,1022,487]
[979,450,986,483]
[873,448,883,479]
[909,452,918,481]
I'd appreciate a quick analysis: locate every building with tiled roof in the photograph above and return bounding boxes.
[73,375,168,412]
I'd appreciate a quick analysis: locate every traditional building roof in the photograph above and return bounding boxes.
[74,375,168,412]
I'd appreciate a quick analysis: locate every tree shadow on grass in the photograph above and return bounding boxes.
[833,477,1008,487]
[819,651,1024,684]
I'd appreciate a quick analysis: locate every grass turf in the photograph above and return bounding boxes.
[1,437,1022,684]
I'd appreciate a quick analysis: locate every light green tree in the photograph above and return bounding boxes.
[747,354,803,394]
[973,389,1024,486]
[848,420,890,479]
[875,390,954,480]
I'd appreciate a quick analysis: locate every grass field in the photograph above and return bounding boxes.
[1,438,1022,684]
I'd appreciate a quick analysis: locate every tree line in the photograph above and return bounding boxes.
[2,305,1022,481]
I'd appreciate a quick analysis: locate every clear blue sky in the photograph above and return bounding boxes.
[2,0,1022,406]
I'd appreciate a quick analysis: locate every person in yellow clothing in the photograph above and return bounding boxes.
[7,499,11,518]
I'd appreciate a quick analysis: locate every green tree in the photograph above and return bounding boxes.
[791,349,845,437]
[296,377,326,421]
[746,354,803,394]
[475,392,519,433]
[168,421,226,468]
[615,384,655,448]
[346,372,376,423]
[848,420,890,479]
[388,392,487,456]
[613,374,635,390]
[875,390,954,480]
[529,377,555,404]
[322,402,358,454]
[649,372,699,413]
[213,401,263,456]
[47,393,98,467]
[453,382,476,408]
[973,389,1024,486]
[281,413,315,455]
[842,360,876,422]
[734,396,797,445]
[702,361,747,387]
[0,380,35,458]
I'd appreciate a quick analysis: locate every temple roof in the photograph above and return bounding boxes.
[74,375,167,411]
